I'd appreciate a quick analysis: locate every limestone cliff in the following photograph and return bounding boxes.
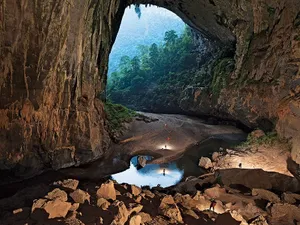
[0,0,300,181]
[0,0,125,180]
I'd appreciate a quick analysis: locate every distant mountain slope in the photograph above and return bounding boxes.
[108,5,185,75]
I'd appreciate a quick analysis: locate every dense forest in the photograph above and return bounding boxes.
[108,5,185,75]
[106,27,201,112]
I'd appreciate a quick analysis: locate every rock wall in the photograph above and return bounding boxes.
[0,0,126,180]
[175,0,300,162]
[0,0,300,181]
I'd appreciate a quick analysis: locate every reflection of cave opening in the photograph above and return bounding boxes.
[106,4,227,114]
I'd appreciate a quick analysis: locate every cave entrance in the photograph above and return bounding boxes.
[106,4,203,114]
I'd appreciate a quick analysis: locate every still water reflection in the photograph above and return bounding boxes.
[112,156,184,188]
[112,136,246,188]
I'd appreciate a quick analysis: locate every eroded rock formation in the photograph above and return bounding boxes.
[0,0,300,179]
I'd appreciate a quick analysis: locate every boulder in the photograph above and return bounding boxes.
[134,195,142,203]
[137,212,152,223]
[137,156,147,168]
[252,189,280,203]
[97,198,110,210]
[204,186,255,207]
[282,192,300,204]
[70,189,90,204]
[143,190,155,199]
[31,198,72,220]
[198,157,213,169]
[217,169,300,192]
[124,192,133,199]
[212,152,221,162]
[45,188,68,202]
[181,208,199,219]
[69,203,80,212]
[249,215,269,225]
[128,203,143,215]
[129,215,142,225]
[270,203,300,224]
[250,130,265,139]
[174,193,199,209]
[110,201,129,225]
[158,195,183,223]
[53,179,79,191]
[97,180,116,200]
[130,185,142,196]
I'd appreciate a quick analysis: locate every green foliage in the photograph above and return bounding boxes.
[211,58,235,97]
[104,101,137,135]
[108,5,185,75]
[240,131,279,147]
[107,27,200,111]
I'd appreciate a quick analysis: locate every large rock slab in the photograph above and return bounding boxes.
[199,157,213,169]
[217,169,300,192]
[31,198,72,220]
[70,189,90,204]
[110,201,129,225]
[158,195,183,223]
[97,180,117,200]
[45,188,68,202]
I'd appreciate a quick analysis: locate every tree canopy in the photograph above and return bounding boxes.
[106,27,201,112]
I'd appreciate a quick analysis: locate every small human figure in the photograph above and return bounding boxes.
[163,168,166,176]
[165,145,167,149]
[239,163,242,168]
[209,199,217,211]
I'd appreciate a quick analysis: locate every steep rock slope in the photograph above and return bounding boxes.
[0,0,125,179]
[0,0,300,180]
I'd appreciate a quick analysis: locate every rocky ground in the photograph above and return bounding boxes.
[1,167,300,225]
[1,129,299,225]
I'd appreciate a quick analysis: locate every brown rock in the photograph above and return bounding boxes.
[134,195,142,203]
[97,180,116,200]
[12,207,31,220]
[159,195,183,223]
[31,198,72,220]
[124,192,133,199]
[53,179,79,191]
[252,188,280,203]
[130,185,142,196]
[70,203,80,212]
[282,192,300,204]
[182,208,199,219]
[45,188,68,202]
[70,189,90,204]
[137,212,152,223]
[249,215,269,225]
[250,130,265,139]
[270,203,300,224]
[198,157,213,169]
[212,152,221,162]
[110,201,129,225]
[143,190,155,199]
[174,193,198,209]
[116,190,121,196]
[129,215,142,225]
[137,156,147,168]
[97,198,110,210]
[128,203,143,215]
